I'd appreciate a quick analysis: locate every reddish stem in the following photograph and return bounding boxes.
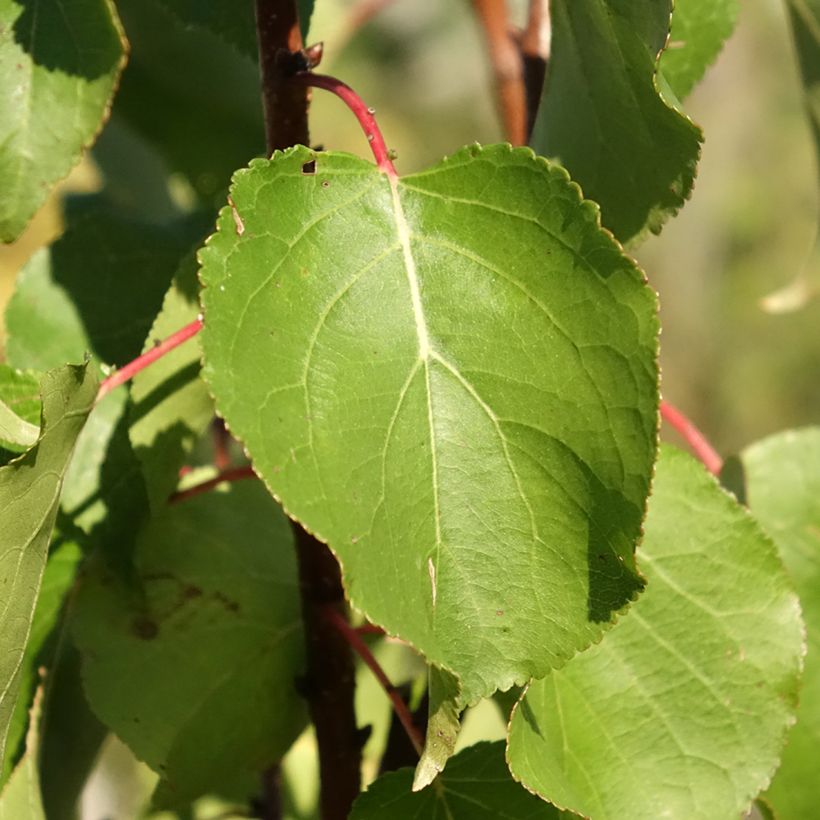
[355,623,385,637]
[96,318,203,401]
[169,465,257,504]
[292,73,397,177]
[660,400,723,475]
[324,606,423,756]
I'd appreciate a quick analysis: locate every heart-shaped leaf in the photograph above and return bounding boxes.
[508,445,803,819]
[200,144,659,704]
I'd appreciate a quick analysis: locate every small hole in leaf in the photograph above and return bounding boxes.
[302,160,317,175]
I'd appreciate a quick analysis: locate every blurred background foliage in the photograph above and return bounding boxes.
[0,0,817,814]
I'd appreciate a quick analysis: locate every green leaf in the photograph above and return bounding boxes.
[0,364,97,777]
[413,666,461,790]
[530,0,702,244]
[299,0,315,40]
[1,539,82,787]
[72,479,307,806]
[39,644,106,820]
[113,0,265,205]
[0,400,38,452]
[0,0,127,242]
[60,386,149,555]
[153,0,257,57]
[128,254,213,511]
[5,198,199,371]
[508,445,803,819]
[743,429,820,819]
[352,741,560,819]
[0,688,45,820]
[658,0,739,101]
[200,144,659,705]
[0,367,40,458]
[761,0,820,312]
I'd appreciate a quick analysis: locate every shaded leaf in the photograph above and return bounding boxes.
[413,666,460,791]
[5,198,198,371]
[761,0,820,312]
[0,0,127,242]
[200,144,658,705]
[60,387,149,560]
[153,0,257,57]
[658,0,739,101]
[0,400,38,452]
[114,0,265,205]
[0,365,96,777]
[1,539,82,787]
[0,688,45,820]
[508,445,803,820]
[743,428,820,819]
[530,0,702,244]
[73,479,307,806]
[128,253,213,511]
[0,367,40,458]
[39,644,106,820]
[352,741,559,819]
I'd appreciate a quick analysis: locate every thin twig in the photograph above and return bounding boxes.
[660,400,723,475]
[255,0,310,152]
[325,606,423,756]
[169,465,258,504]
[96,318,203,401]
[471,0,527,145]
[519,0,550,140]
[293,72,396,175]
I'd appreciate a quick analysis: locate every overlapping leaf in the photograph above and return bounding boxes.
[153,0,257,57]
[761,0,820,312]
[72,480,307,806]
[113,0,265,205]
[128,254,213,510]
[658,0,739,101]
[5,198,198,371]
[0,688,45,820]
[0,365,96,777]
[0,0,126,242]
[744,429,820,819]
[508,445,803,819]
[352,741,560,819]
[1,540,81,786]
[0,367,40,459]
[530,0,702,244]
[200,144,659,705]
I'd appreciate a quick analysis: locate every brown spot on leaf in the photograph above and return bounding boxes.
[132,616,159,640]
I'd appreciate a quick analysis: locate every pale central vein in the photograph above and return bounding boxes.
[389,176,442,592]
[389,175,430,359]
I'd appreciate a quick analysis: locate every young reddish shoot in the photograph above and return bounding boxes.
[169,465,258,504]
[660,400,723,476]
[96,318,203,401]
[292,72,397,177]
[324,606,424,756]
